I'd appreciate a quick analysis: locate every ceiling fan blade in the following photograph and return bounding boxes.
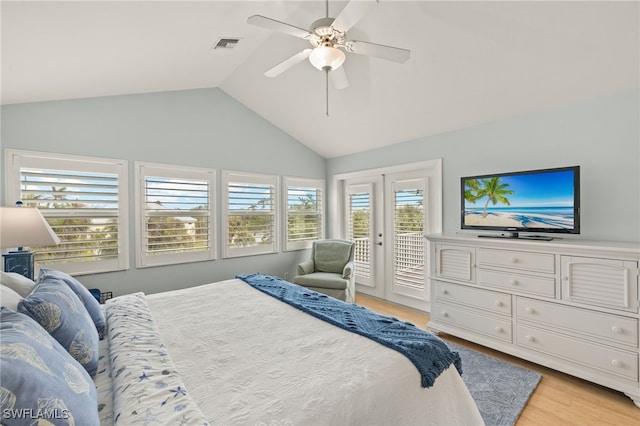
[346,40,410,63]
[330,66,349,90]
[264,49,313,78]
[331,0,378,33]
[247,15,311,39]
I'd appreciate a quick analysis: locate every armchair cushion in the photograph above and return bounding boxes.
[293,273,349,290]
[314,240,354,274]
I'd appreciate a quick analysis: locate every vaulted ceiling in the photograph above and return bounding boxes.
[2,1,638,158]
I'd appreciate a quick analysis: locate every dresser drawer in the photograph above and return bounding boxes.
[517,324,638,381]
[435,281,511,316]
[479,248,555,273]
[479,269,555,298]
[433,303,512,343]
[516,298,638,347]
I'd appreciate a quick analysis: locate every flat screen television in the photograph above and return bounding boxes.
[461,166,580,240]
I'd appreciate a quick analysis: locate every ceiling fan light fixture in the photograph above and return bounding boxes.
[309,45,346,71]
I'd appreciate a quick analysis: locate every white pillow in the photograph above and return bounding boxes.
[0,271,36,297]
[1,284,22,310]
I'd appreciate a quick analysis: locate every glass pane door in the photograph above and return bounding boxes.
[347,184,374,287]
[391,180,426,298]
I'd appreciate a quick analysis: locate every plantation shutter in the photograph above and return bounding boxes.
[347,187,372,280]
[393,180,426,290]
[136,162,215,268]
[5,150,128,275]
[223,171,278,258]
[285,177,324,250]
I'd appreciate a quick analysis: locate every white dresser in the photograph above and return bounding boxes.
[426,233,640,407]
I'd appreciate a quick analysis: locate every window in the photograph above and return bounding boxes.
[284,177,324,251]
[4,149,128,275]
[222,171,278,258]
[135,162,215,268]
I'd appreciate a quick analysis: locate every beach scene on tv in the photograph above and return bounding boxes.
[463,170,575,230]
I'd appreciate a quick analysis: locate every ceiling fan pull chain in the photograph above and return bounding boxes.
[325,69,330,117]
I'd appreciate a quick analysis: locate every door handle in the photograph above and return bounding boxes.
[377,242,383,246]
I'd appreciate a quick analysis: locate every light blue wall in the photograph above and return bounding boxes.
[327,89,640,243]
[0,88,325,295]
[3,88,638,296]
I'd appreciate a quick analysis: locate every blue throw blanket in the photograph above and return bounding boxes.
[236,273,462,388]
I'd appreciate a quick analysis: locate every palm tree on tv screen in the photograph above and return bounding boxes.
[473,177,515,217]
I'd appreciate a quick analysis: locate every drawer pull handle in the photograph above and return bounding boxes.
[495,326,504,333]
[611,326,622,334]
[510,279,518,286]
[525,335,535,342]
[511,257,518,264]
[441,289,448,295]
[442,311,448,318]
[525,307,535,314]
[611,359,622,368]
[495,300,503,307]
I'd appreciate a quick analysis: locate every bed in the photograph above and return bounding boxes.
[1,270,484,426]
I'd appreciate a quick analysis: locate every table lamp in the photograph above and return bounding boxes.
[0,206,61,280]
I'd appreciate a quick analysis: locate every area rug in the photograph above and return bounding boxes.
[446,341,542,426]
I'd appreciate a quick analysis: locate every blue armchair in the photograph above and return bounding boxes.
[293,239,356,303]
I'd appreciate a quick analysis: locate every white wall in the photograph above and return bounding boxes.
[0,88,326,295]
[327,89,640,243]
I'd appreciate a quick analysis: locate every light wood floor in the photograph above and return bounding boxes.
[355,293,640,426]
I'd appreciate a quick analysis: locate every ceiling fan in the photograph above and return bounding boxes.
[247,0,410,114]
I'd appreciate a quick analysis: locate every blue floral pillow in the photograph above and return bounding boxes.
[38,269,106,340]
[0,308,99,426]
[18,278,99,376]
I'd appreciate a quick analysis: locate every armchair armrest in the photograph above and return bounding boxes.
[297,259,315,275]
[342,261,354,280]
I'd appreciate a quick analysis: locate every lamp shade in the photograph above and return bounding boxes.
[309,46,346,71]
[0,207,61,249]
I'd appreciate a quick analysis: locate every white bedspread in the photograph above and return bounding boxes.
[147,279,484,425]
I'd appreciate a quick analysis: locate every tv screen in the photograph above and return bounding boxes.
[461,166,580,238]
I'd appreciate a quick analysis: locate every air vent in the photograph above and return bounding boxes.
[212,38,240,50]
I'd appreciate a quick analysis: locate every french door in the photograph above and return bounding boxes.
[341,161,441,311]
[386,172,429,305]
